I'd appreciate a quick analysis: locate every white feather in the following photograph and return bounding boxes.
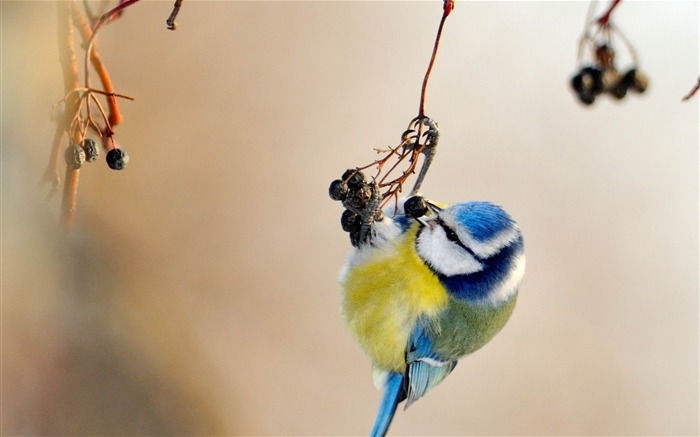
[372,366,389,389]
[416,225,484,276]
[416,357,450,367]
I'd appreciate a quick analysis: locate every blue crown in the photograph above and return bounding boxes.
[451,202,514,242]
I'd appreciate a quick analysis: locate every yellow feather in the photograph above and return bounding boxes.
[341,224,448,372]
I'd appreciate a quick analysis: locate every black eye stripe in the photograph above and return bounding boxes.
[436,218,483,261]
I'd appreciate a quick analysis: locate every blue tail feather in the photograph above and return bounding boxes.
[370,372,404,437]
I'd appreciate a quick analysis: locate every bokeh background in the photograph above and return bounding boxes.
[2,1,698,435]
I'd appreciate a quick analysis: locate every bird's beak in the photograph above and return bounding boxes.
[427,201,442,214]
[417,217,438,229]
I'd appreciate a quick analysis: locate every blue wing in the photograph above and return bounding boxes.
[369,322,457,436]
[404,321,457,408]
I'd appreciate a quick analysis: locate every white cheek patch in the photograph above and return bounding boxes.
[416,227,483,276]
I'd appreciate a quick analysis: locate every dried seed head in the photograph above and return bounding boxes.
[602,69,622,92]
[342,169,366,189]
[595,44,615,70]
[81,138,100,162]
[65,143,86,169]
[609,77,628,99]
[347,185,372,209]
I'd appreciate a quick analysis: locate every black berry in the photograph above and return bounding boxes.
[106,148,129,170]
[624,68,649,93]
[341,210,361,232]
[329,179,349,201]
[609,77,628,99]
[578,67,604,93]
[571,66,603,105]
[404,196,428,219]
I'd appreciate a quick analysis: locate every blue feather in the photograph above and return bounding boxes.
[393,214,412,232]
[440,235,523,301]
[405,322,457,407]
[370,372,404,437]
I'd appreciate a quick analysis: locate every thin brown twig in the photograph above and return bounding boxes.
[418,0,453,118]
[682,77,700,101]
[609,24,639,65]
[378,154,412,187]
[351,2,451,211]
[356,139,409,173]
[59,87,134,103]
[88,92,114,136]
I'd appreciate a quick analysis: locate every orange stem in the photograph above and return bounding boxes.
[57,1,81,121]
[72,5,122,126]
[60,167,80,231]
[57,0,82,230]
[44,126,66,191]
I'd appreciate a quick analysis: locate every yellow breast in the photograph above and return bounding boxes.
[341,224,449,372]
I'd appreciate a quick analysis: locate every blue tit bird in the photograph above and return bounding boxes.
[340,197,525,437]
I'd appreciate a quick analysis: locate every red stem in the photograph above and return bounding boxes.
[96,0,141,29]
[597,0,622,26]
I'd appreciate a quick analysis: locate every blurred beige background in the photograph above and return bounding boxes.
[2,1,698,435]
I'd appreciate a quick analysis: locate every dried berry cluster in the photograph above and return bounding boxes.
[64,138,129,170]
[571,44,648,105]
[329,169,383,247]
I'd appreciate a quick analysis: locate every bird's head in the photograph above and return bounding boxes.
[414,200,525,305]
